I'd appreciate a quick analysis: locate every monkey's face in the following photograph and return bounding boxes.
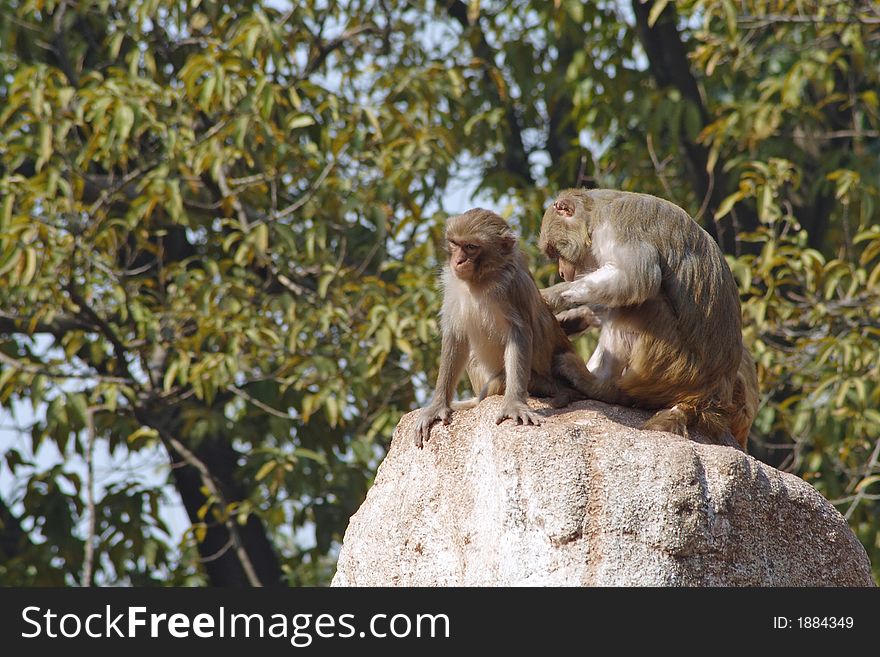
[447,239,481,281]
[539,192,591,281]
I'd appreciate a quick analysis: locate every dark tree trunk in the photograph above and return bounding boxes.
[445,0,534,186]
[0,496,29,561]
[632,0,759,254]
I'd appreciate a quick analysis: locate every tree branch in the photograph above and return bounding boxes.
[302,23,382,77]
[738,13,880,27]
[844,435,880,521]
[133,401,285,587]
[0,310,93,337]
[274,144,349,221]
[66,238,134,380]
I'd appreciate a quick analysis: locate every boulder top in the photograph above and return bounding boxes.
[332,397,875,587]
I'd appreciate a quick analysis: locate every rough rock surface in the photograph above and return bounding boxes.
[332,397,874,586]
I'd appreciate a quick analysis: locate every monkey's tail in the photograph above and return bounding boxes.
[451,370,505,411]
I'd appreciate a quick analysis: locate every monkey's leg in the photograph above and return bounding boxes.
[642,402,736,448]
[450,367,504,410]
[414,332,470,448]
[549,385,581,408]
[478,370,505,400]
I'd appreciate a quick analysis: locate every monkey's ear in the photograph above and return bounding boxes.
[499,231,517,253]
[553,200,575,218]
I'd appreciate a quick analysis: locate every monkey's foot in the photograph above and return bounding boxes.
[548,387,581,409]
[555,306,602,335]
[641,406,689,438]
[495,403,543,426]
[414,406,453,448]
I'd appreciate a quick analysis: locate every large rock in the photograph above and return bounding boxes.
[332,397,874,586]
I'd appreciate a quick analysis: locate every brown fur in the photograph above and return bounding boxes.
[539,189,759,450]
[414,209,602,447]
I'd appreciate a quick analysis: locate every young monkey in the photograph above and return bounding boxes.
[414,209,600,447]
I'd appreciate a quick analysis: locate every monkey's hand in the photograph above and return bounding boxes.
[495,401,543,427]
[559,277,595,305]
[414,405,453,448]
[555,306,602,335]
[540,281,575,312]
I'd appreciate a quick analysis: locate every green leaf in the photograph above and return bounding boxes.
[163,360,180,393]
[68,393,89,429]
[35,124,53,172]
[113,104,135,143]
[293,448,326,465]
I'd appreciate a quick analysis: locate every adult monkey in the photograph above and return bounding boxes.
[539,188,759,449]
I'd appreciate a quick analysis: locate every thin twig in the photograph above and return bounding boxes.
[694,162,715,227]
[231,386,292,420]
[199,536,235,563]
[274,144,350,221]
[645,134,674,200]
[0,351,132,384]
[738,14,880,27]
[215,155,250,230]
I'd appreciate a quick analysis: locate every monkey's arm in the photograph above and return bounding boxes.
[496,321,542,426]
[542,283,602,334]
[414,330,469,447]
[560,241,661,307]
[540,281,577,312]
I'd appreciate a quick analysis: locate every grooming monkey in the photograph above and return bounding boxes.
[539,188,759,449]
[414,209,599,447]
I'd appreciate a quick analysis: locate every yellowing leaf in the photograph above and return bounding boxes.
[255,461,276,481]
[288,115,315,131]
[648,0,671,27]
[714,192,741,220]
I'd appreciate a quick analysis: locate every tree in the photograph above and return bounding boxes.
[1,0,878,585]
[0,0,450,585]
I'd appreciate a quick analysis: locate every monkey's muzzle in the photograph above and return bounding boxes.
[558,258,577,282]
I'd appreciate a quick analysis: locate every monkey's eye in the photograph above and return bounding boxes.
[463,244,479,254]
